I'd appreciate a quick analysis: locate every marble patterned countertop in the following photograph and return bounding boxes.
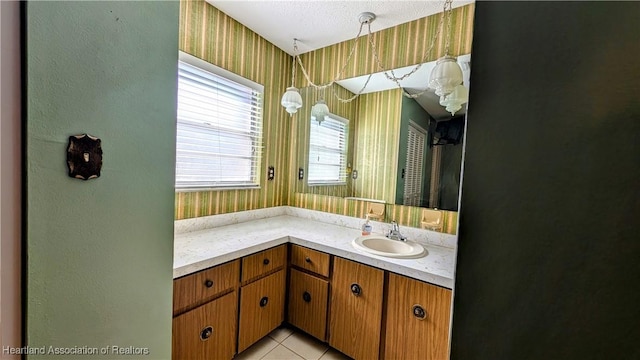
[174,207,457,289]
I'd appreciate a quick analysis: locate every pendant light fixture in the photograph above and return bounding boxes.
[439,84,469,116]
[280,39,303,115]
[280,0,466,115]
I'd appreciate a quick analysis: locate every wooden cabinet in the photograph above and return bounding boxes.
[238,270,286,352]
[172,268,239,360]
[329,257,384,360]
[288,268,329,341]
[383,273,452,360]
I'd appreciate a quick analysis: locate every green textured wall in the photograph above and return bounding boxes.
[176,0,291,219]
[25,2,177,358]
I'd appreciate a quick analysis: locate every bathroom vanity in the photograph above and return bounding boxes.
[172,207,456,360]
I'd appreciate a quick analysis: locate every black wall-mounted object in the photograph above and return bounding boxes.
[267,166,275,180]
[67,134,102,180]
[298,168,304,180]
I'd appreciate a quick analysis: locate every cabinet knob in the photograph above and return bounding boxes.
[412,305,427,320]
[263,258,270,265]
[259,296,269,307]
[200,326,213,341]
[302,291,312,303]
[305,256,311,263]
[350,283,362,296]
[204,279,214,288]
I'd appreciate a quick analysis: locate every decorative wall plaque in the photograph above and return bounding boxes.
[67,134,102,180]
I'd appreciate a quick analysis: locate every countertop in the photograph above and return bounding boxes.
[174,209,457,289]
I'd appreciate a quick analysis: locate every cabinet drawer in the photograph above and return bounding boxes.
[290,244,330,277]
[173,260,239,315]
[241,245,286,283]
[238,270,286,353]
[172,291,237,360]
[288,269,329,341]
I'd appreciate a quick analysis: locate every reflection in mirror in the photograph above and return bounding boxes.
[295,61,468,213]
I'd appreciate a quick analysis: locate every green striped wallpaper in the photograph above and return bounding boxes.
[176,0,291,219]
[353,88,403,203]
[295,4,475,86]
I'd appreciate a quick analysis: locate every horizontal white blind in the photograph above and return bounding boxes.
[308,115,349,185]
[176,53,263,190]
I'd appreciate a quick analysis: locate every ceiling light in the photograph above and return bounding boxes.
[439,84,469,116]
[311,99,330,124]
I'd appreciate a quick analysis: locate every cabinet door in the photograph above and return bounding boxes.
[288,268,329,341]
[238,270,286,353]
[172,291,237,360]
[383,273,452,360]
[329,257,384,360]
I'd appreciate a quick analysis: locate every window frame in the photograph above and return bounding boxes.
[307,113,350,186]
[175,51,264,192]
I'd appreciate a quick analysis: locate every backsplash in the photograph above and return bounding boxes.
[293,193,457,235]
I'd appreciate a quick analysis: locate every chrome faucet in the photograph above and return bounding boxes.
[386,221,406,241]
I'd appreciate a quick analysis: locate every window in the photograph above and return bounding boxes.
[175,52,263,190]
[308,114,349,185]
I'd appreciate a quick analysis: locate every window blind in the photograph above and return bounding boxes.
[403,121,427,206]
[175,52,263,190]
[308,115,349,185]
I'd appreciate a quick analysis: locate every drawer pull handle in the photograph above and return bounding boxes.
[260,296,269,307]
[350,283,362,296]
[302,291,312,303]
[204,279,214,288]
[305,256,311,263]
[412,305,427,320]
[263,258,270,265]
[200,326,213,341]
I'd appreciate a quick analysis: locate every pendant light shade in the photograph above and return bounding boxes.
[439,84,468,116]
[281,86,303,115]
[311,99,330,124]
[429,56,463,97]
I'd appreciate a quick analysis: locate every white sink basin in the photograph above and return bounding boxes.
[352,235,426,258]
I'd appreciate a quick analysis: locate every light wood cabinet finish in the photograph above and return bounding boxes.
[288,268,329,341]
[329,257,384,360]
[172,291,237,360]
[238,270,286,352]
[383,273,452,360]
[173,260,239,315]
[241,245,286,284]
[290,244,331,277]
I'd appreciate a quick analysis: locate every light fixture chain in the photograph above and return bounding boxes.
[284,0,460,107]
[368,0,447,82]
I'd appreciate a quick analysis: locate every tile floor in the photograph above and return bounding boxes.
[235,327,352,360]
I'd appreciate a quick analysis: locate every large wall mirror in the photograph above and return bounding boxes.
[294,54,470,213]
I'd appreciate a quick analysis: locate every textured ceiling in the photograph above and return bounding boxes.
[207,0,474,55]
